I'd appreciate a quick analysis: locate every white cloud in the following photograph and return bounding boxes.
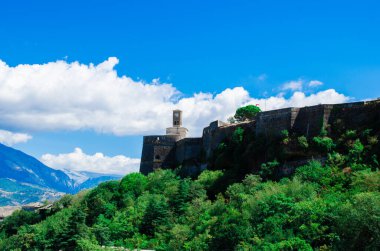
[308,80,323,87]
[41,147,140,175]
[247,89,349,111]
[0,129,32,146]
[281,80,303,91]
[0,58,350,136]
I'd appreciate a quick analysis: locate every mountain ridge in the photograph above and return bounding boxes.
[0,143,121,206]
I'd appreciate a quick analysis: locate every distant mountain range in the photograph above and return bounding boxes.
[0,143,122,206]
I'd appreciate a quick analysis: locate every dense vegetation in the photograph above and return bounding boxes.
[1,125,380,250]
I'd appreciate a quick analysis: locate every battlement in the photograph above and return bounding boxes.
[142,135,182,144]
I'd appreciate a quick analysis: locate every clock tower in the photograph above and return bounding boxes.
[173,110,182,127]
[166,109,188,138]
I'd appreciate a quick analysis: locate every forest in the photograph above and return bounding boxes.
[1,108,380,250]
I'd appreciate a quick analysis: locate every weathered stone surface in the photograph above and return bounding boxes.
[166,127,188,138]
[140,135,181,175]
[140,99,380,175]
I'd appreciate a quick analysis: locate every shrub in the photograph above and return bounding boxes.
[295,161,331,185]
[281,130,290,144]
[196,170,224,189]
[351,170,380,192]
[232,127,244,144]
[261,237,313,251]
[344,130,357,139]
[313,136,335,152]
[351,139,364,153]
[281,129,289,138]
[298,136,309,149]
[260,159,280,178]
[368,135,379,146]
[327,152,346,168]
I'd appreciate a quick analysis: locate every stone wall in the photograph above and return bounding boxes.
[292,105,329,137]
[329,100,380,132]
[255,107,294,137]
[139,99,380,174]
[140,135,181,175]
[202,120,253,160]
[175,137,203,164]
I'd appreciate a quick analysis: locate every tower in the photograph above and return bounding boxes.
[173,110,182,127]
[166,109,188,139]
[140,110,188,174]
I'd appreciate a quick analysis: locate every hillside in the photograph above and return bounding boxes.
[1,111,379,250]
[0,143,121,206]
[0,143,75,193]
[0,178,64,206]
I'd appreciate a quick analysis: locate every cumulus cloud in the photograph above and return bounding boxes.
[41,147,140,175]
[247,89,349,111]
[281,80,303,91]
[0,129,32,146]
[308,80,323,87]
[0,58,350,136]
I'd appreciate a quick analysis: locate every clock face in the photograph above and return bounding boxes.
[174,113,179,118]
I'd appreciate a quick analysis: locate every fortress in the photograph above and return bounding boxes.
[140,99,380,175]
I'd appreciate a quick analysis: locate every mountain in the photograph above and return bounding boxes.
[0,178,64,206]
[0,143,121,206]
[76,174,122,191]
[62,169,122,189]
[0,143,75,193]
[61,169,122,192]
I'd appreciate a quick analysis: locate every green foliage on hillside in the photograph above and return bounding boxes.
[1,127,380,250]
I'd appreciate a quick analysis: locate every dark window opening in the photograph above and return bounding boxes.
[155,155,161,160]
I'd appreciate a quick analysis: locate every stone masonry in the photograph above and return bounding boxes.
[139,99,380,175]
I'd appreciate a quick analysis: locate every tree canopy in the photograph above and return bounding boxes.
[1,126,380,250]
[234,104,261,122]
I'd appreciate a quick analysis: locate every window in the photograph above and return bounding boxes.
[155,155,161,160]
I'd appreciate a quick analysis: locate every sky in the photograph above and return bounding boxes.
[0,0,379,175]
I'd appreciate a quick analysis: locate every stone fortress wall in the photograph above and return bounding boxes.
[139,135,181,175]
[140,99,380,174]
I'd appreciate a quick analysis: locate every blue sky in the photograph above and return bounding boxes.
[0,0,379,174]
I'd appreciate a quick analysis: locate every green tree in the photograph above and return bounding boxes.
[195,170,224,190]
[0,210,40,237]
[336,192,380,250]
[120,173,147,198]
[169,179,191,215]
[234,105,261,122]
[58,206,90,250]
[85,181,119,225]
[140,194,169,237]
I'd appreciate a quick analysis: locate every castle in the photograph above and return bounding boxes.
[139,110,203,174]
[140,99,380,175]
